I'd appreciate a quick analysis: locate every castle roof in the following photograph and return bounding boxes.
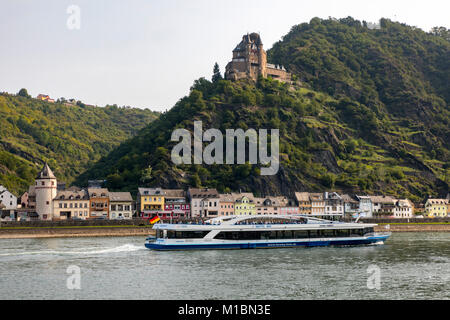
[36,163,56,180]
[233,32,263,52]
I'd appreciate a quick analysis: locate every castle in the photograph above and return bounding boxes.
[225,33,291,83]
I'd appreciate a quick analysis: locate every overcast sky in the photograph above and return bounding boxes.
[1,0,448,111]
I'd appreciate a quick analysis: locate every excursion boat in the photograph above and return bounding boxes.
[145,215,391,250]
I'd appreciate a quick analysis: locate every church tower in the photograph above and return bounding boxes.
[35,163,57,220]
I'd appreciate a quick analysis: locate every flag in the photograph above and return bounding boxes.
[150,216,160,224]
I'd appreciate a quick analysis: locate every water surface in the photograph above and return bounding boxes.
[0,232,448,299]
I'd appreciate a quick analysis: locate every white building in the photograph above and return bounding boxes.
[188,188,219,218]
[109,192,133,219]
[35,163,57,220]
[356,195,373,218]
[324,192,344,216]
[53,189,89,220]
[369,195,397,215]
[0,185,17,209]
[393,199,414,218]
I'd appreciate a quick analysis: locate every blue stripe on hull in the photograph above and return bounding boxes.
[145,236,388,251]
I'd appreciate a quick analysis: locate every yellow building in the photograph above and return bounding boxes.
[424,199,448,217]
[233,193,256,215]
[294,192,312,215]
[137,188,165,217]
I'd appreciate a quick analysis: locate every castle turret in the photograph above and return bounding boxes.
[35,163,57,220]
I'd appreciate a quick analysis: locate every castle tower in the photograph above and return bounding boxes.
[225,32,291,83]
[35,163,57,220]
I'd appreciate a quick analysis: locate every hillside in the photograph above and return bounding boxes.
[76,18,449,201]
[0,92,159,196]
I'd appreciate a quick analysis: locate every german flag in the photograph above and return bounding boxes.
[149,216,160,224]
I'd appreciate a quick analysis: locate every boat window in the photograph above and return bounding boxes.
[363,227,374,235]
[294,230,309,239]
[350,229,364,237]
[336,229,350,237]
[308,230,320,238]
[322,230,335,237]
[284,230,294,239]
[166,231,210,239]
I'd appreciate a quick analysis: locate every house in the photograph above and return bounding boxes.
[88,188,109,219]
[447,193,450,215]
[309,193,325,215]
[279,198,300,215]
[393,199,414,218]
[254,196,284,215]
[424,198,448,218]
[0,185,17,210]
[37,94,55,103]
[162,189,190,219]
[324,192,344,216]
[187,188,219,218]
[109,192,133,219]
[53,189,90,220]
[20,192,29,208]
[369,195,397,216]
[233,192,256,215]
[137,188,165,218]
[294,192,311,215]
[341,194,359,216]
[355,195,373,218]
[219,194,235,216]
[26,186,36,209]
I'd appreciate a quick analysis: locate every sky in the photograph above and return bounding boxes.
[0,0,448,112]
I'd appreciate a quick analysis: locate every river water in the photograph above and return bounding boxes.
[0,232,448,300]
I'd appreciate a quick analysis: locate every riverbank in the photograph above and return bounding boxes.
[0,223,449,239]
[0,226,156,239]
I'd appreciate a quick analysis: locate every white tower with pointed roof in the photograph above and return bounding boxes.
[35,163,57,220]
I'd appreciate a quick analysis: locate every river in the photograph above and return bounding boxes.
[0,232,448,299]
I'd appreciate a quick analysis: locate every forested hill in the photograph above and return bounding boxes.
[0,91,159,195]
[76,18,449,201]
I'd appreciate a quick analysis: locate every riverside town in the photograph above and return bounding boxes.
[1,163,448,222]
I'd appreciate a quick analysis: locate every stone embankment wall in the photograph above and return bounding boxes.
[0,226,155,239]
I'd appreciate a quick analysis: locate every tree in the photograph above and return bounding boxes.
[17,88,30,98]
[431,27,450,41]
[212,62,222,83]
